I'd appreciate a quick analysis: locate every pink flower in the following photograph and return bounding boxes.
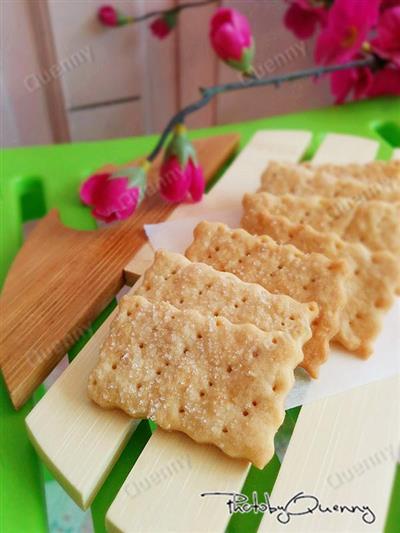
[372,6,400,67]
[150,11,177,39]
[380,0,400,12]
[315,0,380,65]
[150,18,171,38]
[330,65,373,104]
[160,156,204,203]
[284,1,328,40]
[98,6,119,27]
[366,68,400,97]
[98,5,131,27]
[159,123,204,203]
[80,163,148,222]
[210,7,254,73]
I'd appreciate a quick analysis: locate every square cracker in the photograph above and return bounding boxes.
[302,160,400,184]
[241,209,400,357]
[88,295,304,469]
[135,250,317,345]
[185,222,349,378]
[260,161,400,202]
[265,160,400,185]
[243,192,400,261]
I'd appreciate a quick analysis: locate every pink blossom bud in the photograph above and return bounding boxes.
[210,7,254,74]
[150,11,178,39]
[80,162,148,223]
[98,5,132,27]
[159,124,205,203]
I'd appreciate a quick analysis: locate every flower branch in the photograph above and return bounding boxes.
[99,0,217,37]
[148,54,378,162]
[128,0,217,23]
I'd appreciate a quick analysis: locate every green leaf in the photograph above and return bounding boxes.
[110,166,147,203]
[164,9,178,30]
[226,41,255,74]
[164,128,197,168]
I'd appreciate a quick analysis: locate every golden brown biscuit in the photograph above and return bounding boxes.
[243,192,400,260]
[260,161,400,202]
[88,296,304,469]
[263,160,400,186]
[241,210,400,356]
[186,222,350,377]
[136,250,317,345]
[302,160,400,183]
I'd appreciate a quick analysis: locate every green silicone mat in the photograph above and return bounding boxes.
[1,96,399,532]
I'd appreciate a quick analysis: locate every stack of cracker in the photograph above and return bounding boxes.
[89,251,317,468]
[241,160,400,355]
[88,159,399,469]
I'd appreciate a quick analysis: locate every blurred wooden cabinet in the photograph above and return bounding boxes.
[47,0,179,141]
[2,0,180,144]
[2,0,332,146]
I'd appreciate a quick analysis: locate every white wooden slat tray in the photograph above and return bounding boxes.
[26,130,400,532]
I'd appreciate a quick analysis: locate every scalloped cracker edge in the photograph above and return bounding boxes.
[135,250,317,345]
[245,192,400,260]
[241,208,400,357]
[302,159,400,183]
[185,222,349,378]
[260,161,400,202]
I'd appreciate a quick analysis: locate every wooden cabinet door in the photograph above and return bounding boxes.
[47,0,178,141]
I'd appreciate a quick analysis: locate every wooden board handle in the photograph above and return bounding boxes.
[0,134,240,409]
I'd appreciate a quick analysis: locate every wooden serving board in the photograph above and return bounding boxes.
[25,131,399,532]
[0,133,239,409]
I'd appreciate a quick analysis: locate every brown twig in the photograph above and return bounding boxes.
[147,55,378,162]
